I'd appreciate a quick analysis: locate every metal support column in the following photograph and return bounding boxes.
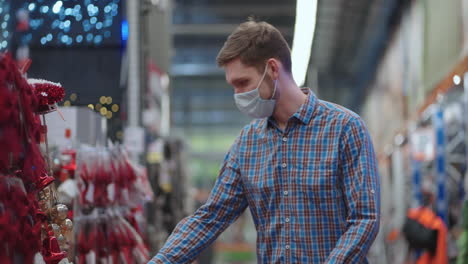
[127,0,141,127]
[433,104,448,224]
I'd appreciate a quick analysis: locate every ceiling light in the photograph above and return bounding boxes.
[291,0,318,86]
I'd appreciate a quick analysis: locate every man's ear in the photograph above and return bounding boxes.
[267,58,281,80]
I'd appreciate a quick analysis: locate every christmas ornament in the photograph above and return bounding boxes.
[28,79,65,115]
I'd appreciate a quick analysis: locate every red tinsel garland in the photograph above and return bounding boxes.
[28,79,65,114]
[0,54,48,191]
[28,79,65,106]
[0,176,42,264]
[0,53,66,263]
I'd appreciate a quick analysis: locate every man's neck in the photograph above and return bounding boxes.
[272,80,308,130]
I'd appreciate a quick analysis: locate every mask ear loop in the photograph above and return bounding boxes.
[271,79,278,100]
[258,62,277,100]
[257,64,269,89]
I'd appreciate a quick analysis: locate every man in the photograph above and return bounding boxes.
[149,19,380,264]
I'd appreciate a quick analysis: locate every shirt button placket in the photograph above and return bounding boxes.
[281,134,291,263]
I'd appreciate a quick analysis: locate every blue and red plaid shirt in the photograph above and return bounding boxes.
[150,89,380,263]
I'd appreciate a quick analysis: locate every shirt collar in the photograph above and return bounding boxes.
[256,88,317,136]
[292,88,316,125]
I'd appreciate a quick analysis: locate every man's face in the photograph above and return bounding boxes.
[225,58,273,99]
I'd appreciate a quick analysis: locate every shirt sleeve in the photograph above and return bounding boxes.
[325,116,381,263]
[148,140,248,264]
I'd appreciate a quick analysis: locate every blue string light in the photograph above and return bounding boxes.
[52,1,62,14]
[121,19,128,42]
[40,5,49,13]
[86,33,93,42]
[18,0,121,47]
[28,3,36,11]
[94,35,102,45]
[0,0,10,51]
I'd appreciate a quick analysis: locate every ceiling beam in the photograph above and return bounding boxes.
[175,4,296,17]
[171,63,224,76]
[172,24,294,36]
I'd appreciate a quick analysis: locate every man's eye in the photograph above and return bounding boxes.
[239,81,248,87]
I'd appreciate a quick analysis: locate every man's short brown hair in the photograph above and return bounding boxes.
[216,19,292,74]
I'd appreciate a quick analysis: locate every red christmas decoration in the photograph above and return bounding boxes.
[0,88,18,124]
[0,176,42,264]
[28,79,65,114]
[36,172,56,191]
[0,53,69,264]
[42,236,67,264]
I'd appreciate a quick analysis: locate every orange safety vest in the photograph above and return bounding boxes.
[407,207,448,264]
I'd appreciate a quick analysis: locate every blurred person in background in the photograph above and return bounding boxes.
[403,190,448,264]
[149,19,380,264]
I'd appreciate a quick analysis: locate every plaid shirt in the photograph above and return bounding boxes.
[150,89,380,264]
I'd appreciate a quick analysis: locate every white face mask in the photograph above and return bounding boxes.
[233,64,278,118]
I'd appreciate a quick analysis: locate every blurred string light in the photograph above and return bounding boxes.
[453,75,461,85]
[0,0,11,51]
[111,104,119,112]
[100,107,107,115]
[20,0,121,47]
[94,35,102,44]
[52,1,62,14]
[291,0,318,86]
[121,19,128,42]
[116,131,123,140]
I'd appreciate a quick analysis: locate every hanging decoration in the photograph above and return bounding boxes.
[74,145,152,264]
[0,52,73,264]
[29,78,65,115]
